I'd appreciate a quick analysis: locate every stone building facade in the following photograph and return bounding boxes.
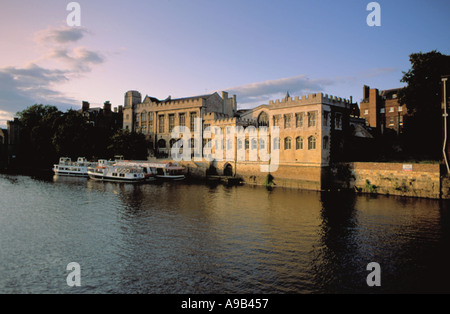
[122,89,364,190]
[122,90,241,157]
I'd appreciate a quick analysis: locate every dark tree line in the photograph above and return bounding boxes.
[14,105,149,170]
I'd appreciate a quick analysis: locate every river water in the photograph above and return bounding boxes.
[0,173,449,294]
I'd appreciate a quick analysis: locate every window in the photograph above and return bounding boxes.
[273,137,280,150]
[259,138,265,150]
[308,112,316,127]
[308,136,316,150]
[273,115,281,127]
[237,139,243,150]
[296,137,303,150]
[284,137,292,150]
[135,114,140,123]
[190,112,197,131]
[251,139,257,150]
[398,106,403,112]
[169,114,175,133]
[141,112,147,122]
[284,114,292,128]
[158,139,166,148]
[158,115,165,133]
[258,112,269,127]
[323,136,329,150]
[148,112,153,121]
[179,113,185,127]
[296,113,304,128]
[323,112,329,126]
[389,107,395,113]
[380,108,385,113]
[389,117,395,126]
[335,113,342,130]
[227,139,233,150]
[364,110,369,115]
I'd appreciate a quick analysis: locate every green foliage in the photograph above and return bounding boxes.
[108,129,149,160]
[14,104,149,169]
[365,180,377,194]
[263,173,275,187]
[398,51,450,160]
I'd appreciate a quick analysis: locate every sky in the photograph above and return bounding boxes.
[1,0,450,128]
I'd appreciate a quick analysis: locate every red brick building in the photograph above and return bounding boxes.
[359,85,408,134]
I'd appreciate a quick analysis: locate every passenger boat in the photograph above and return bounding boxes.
[87,160,146,183]
[115,160,185,181]
[53,157,96,177]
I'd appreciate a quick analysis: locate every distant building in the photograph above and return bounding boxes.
[80,101,123,131]
[0,128,7,169]
[359,85,408,134]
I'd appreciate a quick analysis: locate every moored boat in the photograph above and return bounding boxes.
[53,157,96,177]
[115,160,185,181]
[87,163,146,183]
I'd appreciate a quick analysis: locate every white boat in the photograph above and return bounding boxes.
[115,160,185,181]
[53,157,96,177]
[87,161,146,183]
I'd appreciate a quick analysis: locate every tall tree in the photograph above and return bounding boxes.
[398,51,450,160]
[16,104,62,167]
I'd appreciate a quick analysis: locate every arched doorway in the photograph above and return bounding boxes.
[224,163,233,177]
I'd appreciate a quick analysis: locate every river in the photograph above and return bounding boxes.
[0,173,449,294]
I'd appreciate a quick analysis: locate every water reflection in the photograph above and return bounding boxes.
[1,174,450,293]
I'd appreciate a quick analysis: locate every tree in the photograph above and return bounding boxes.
[16,104,63,167]
[52,109,93,159]
[398,51,450,160]
[108,130,149,160]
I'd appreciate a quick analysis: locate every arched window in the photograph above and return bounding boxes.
[251,138,257,150]
[158,139,166,148]
[257,111,269,127]
[296,137,303,150]
[273,137,280,150]
[259,138,265,150]
[284,137,292,150]
[308,136,316,150]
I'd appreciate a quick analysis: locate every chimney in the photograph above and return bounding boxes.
[222,91,229,100]
[82,101,90,112]
[104,101,112,112]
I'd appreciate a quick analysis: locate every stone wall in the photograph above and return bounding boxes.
[333,162,442,199]
[178,159,323,191]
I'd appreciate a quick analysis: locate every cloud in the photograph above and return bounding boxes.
[49,47,105,72]
[35,26,89,45]
[0,63,76,117]
[0,25,106,122]
[227,75,335,108]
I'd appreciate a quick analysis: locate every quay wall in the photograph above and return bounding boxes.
[331,162,443,199]
[177,160,322,191]
[167,159,447,199]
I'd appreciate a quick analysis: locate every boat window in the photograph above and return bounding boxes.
[157,168,164,175]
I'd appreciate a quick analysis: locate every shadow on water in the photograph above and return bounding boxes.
[309,191,362,293]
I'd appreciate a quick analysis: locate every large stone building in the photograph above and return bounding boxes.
[122,90,245,157]
[359,85,407,134]
[122,89,365,190]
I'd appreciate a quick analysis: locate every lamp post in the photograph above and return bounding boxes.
[442,77,450,174]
